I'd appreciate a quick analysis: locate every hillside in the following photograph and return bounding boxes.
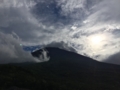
[0,47,120,90]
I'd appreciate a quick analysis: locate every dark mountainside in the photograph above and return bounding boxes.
[0,47,120,90]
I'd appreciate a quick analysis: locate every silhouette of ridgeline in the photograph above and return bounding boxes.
[30,47,120,89]
[31,47,120,71]
[1,47,120,90]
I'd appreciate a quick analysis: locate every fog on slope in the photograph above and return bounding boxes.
[0,0,120,64]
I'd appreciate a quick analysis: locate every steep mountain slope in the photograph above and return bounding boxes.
[0,47,120,90]
[30,47,120,89]
[31,47,120,71]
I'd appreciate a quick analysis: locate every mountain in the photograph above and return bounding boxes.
[31,47,99,68]
[31,47,120,70]
[0,47,120,90]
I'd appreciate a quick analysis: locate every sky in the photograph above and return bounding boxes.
[0,0,120,64]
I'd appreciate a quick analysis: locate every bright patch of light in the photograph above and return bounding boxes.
[88,34,107,52]
[90,35,103,45]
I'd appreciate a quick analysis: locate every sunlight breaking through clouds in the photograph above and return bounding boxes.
[0,0,120,63]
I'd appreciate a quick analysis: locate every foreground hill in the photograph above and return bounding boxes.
[0,47,120,90]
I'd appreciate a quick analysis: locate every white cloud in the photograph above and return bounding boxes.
[0,0,120,63]
[56,0,120,61]
[0,32,41,63]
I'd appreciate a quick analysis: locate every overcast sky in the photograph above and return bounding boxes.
[0,0,120,64]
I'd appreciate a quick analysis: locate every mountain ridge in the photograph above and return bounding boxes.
[1,47,120,90]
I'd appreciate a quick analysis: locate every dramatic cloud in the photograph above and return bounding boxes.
[104,52,120,65]
[0,0,120,64]
[0,32,40,63]
[46,41,77,52]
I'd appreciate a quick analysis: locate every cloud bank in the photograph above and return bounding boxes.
[0,32,40,63]
[0,0,120,64]
[104,52,120,65]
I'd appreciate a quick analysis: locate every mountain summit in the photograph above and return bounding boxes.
[1,47,120,90]
[31,47,97,66]
[30,47,120,89]
[31,47,120,72]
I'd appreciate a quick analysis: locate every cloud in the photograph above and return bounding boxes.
[0,0,120,64]
[38,49,50,62]
[104,52,120,65]
[0,32,40,64]
[46,41,77,52]
[56,0,120,61]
